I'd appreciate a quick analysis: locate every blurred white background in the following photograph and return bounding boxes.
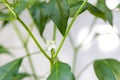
[0,0,120,80]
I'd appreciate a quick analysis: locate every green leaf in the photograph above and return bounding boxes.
[12,73,30,80]
[70,1,87,17]
[0,0,28,27]
[47,61,75,80]
[48,0,70,36]
[94,59,120,80]
[29,1,49,36]
[0,12,15,20]
[13,0,28,14]
[87,4,106,21]
[96,0,113,25]
[0,12,8,20]
[0,0,29,20]
[0,45,10,54]
[0,58,23,80]
[70,1,106,20]
[67,0,77,6]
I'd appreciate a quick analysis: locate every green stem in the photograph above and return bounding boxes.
[53,24,57,41]
[50,60,54,73]
[76,17,97,50]
[72,49,78,73]
[4,0,51,61]
[24,45,38,80]
[72,17,97,73]
[12,22,25,44]
[68,33,75,49]
[23,52,40,58]
[17,17,51,60]
[53,0,88,59]
[3,0,17,18]
[68,33,78,72]
[13,23,38,80]
[24,22,34,46]
[76,61,92,80]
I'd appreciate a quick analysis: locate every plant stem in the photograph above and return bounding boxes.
[24,22,34,46]
[3,0,51,61]
[68,33,76,49]
[72,49,78,73]
[12,22,25,44]
[50,60,54,73]
[3,0,17,18]
[72,17,97,74]
[53,0,88,59]
[24,45,38,80]
[68,33,78,72]
[53,24,57,41]
[13,23,38,80]
[76,61,93,80]
[17,17,51,60]
[22,52,40,58]
[77,17,97,50]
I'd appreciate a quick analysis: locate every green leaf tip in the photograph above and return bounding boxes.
[0,45,10,54]
[96,0,113,25]
[48,0,70,36]
[29,1,49,36]
[29,0,70,36]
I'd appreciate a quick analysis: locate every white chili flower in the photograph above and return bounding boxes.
[45,40,55,51]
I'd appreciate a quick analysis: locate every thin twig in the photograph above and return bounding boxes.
[76,61,93,80]
[54,0,88,59]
